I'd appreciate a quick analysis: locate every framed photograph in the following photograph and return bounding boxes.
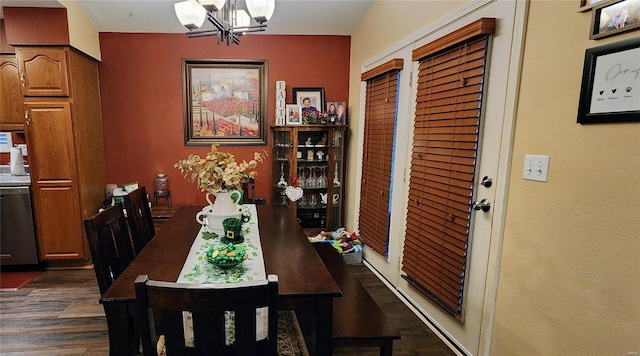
[579,0,607,12]
[292,87,325,113]
[326,101,347,125]
[182,59,268,146]
[286,104,302,125]
[577,37,640,124]
[590,0,640,39]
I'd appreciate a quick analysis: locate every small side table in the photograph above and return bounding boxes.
[154,190,171,208]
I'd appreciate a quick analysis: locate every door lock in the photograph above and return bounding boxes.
[472,199,491,212]
[480,176,493,187]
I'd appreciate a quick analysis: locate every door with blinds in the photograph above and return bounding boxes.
[396,2,525,354]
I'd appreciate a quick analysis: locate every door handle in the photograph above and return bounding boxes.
[472,199,491,212]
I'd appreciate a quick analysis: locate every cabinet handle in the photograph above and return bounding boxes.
[20,73,25,88]
[24,110,30,126]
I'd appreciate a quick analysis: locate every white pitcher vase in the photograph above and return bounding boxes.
[195,190,242,234]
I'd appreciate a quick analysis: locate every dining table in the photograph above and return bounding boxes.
[100,204,342,356]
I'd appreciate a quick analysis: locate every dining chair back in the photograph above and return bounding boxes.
[123,186,156,255]
[83,205,136,295]
[135,274,279,356]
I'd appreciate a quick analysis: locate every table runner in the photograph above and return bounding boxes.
[178,204,266,284]
[176,204,268,345]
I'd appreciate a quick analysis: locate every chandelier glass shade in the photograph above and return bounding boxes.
[174,0,275,45]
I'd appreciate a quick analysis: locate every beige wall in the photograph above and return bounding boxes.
[59,0,101,60]
[349,0,640,354]
[491,0,639,354]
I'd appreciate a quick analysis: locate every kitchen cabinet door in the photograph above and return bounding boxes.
[24,102,78,181]
[16,47,70,97]
[0,55,25,131]
[24,102,85,260]
[31,185,85,260]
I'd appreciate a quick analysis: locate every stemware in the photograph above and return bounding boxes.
[309,194,318,207]
[299,194,307,207]
[306,166,317,188]
[317,166,327,188]
[297,166,306,188]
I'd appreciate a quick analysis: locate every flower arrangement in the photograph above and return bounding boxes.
[174,144,266,193]
[302,109,329,124]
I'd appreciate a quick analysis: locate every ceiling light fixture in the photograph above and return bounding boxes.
[174,0,275,45]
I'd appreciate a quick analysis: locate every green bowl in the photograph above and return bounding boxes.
[206,244,247,270]
[210,259,242,270]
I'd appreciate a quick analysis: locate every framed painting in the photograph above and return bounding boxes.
[292,87,325,113]
[577,37,640,123]
[182,59,268,145]
[590,0,640,39]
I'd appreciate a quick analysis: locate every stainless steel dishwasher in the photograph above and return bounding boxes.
[0,186,39,265]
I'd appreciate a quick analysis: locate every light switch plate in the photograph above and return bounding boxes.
[523,155,550,182]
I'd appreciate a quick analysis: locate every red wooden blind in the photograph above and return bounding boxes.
[358,59,403,256]
[402,19,494,319]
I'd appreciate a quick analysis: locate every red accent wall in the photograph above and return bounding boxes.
[3,7,69,45]
[98,33,350,206]
[1,20,15,53]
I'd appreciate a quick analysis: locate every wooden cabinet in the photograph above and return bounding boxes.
[272,125,347,233]
[18,46,106,262]
[0,55,25,130]
[17,47,70,97]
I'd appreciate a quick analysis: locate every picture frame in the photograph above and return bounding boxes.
[292,87,325,113]
[182,59,268,146]
[589,0,640,40]
[579,0,607,12]
[577,37,640,124]
[326,101,347,125]
[286,104,302,125]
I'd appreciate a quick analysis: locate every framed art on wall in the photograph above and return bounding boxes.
[577,37,640,123]
[579,0,607,12]
[589,0,640,39]
[182,59,268,145]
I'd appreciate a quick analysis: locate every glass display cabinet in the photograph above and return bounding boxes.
[272,125,347,233]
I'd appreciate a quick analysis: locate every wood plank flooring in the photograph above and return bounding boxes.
[0,265,455,355]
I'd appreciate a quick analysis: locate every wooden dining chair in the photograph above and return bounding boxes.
[83,205,136,295]
[135,274,279,356]
[123,186,156,255]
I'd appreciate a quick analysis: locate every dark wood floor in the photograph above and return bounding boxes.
[0,265,455,355]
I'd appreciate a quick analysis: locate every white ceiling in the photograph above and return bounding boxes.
[0,0,374,36]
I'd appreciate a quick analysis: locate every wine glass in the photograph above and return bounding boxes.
[309,194,317,207]
[316,166,327,188]
[306,166,317,188]
[298,167,306,188]
[299,194,307,207]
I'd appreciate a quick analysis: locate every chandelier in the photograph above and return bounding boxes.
[174,0,275,45]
